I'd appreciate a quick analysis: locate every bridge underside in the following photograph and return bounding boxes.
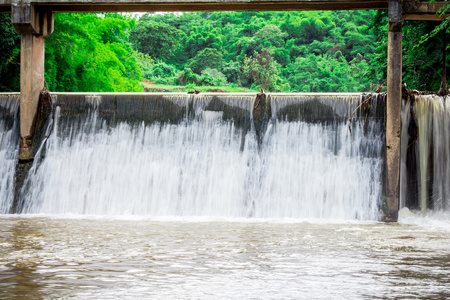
[1,1,387,12]
[0,0,447,20]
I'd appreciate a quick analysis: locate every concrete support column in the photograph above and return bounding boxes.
[11,3,53,161]
[384,0,402,222]
[18,34,45,160]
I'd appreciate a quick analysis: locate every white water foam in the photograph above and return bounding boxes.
[400,95,450,213]
[0,95,19,213]
[18,96,383,220]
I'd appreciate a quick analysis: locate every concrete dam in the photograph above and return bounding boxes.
[1,92,448,220]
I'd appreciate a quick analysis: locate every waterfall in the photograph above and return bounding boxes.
[0,94,20,213]
[400,95,450,212]
[5,92,450,219]
[4,93,382,220]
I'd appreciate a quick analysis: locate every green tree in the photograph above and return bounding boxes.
[222,60,242,83]
[130,21,183,61]
[252,25,288,51]
[200,68,228,86]
[45,13,142,92]
[0,14,20,91]
[177,67,200,85]
[369,10,448,91]
[186,48,224,74]
[242,49,282,91]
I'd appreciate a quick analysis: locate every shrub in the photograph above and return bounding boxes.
[200,68,228,86]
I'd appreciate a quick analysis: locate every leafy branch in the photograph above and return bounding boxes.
[415,2,450,48]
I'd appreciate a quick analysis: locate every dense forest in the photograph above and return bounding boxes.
[0,10,447,93]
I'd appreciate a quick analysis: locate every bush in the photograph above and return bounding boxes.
[200,68,228,86]
[151,62,176,78]
[222,61,241,83]
[177,67,201,85]
[186,48,224,74]
[135,53,154,80]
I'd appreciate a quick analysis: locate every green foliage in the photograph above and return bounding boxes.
[370,10,448,92]
[139,10,377,92]
[150,61,176,78]
[251,25,287,52]
[177,67,201,85]
[0,14,20,92]
[135,53,155,79]
[200,68,228,86]
[222,60,242,83]
[416,3,450,47]
[287,53,370,92]
[7,10,437,93]
[45,13,142,92]
[242,49,282,91]
[130,21,183,60]
[186,48,224,74]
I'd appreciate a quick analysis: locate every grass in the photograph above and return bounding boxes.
[141,81,257,93]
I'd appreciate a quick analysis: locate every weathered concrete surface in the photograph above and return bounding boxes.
[252,93,270,144]
[194,94,253,125]
[52,93,256,128]
[0,0,388,12]
[16,34,45,161]
[0,94,20,129]
[11,2,53,36]
[0,0,447,19]
[270,94,358,122]
[12,3,53,161]
[403,2,450,21]
[53,94,190,125]
[383,0,402,222]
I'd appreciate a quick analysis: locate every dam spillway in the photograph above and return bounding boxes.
[1,92,448,220]
[400,95,450,213]
[0,94,19,213]
[1,92,385,220]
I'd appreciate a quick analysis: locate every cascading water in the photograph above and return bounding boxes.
[400,94,450,213]
[0,94,19,213]
[10,93,384,220]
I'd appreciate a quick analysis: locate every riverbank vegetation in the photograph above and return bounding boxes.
[0,11,448,93]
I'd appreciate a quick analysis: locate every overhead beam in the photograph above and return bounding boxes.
[1,1,448,19]
[0,0,387,13]
[35,2,387,12]
[403,2,449,20]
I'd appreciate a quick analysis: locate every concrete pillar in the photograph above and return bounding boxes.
[11,3,53,161]
[384,0,402,222]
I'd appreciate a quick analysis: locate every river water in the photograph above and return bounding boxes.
[1,211,450,299]
[1,93,450,298]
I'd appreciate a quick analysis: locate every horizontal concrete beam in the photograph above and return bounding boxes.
[403,2,449,21]
[0,0,388,12]
[11,3,53,36]
[1,2,448,20]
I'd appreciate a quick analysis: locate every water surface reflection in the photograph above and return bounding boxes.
[0,216,449,299]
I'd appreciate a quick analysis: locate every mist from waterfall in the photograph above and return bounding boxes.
[400,95,450,213]
[3,94,383,220]
[0,95,19,213]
